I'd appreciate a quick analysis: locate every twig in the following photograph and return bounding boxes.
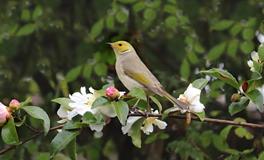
[0,113,264,155]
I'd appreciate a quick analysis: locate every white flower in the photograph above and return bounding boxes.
[177,84,205,113]
[121,110,167,135]
[256,31,264,44]
[247,51,260,72]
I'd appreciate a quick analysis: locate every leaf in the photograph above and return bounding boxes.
[116,10,128,23]
[192,78,208,89]
[246,89,264,112]
[83,64,92,79]
[112,101,129,125]
[187,52,199,64]
[21,9,31,21]
[229,23,243,36]
[143,8,156,21]
[234,127,254,140]
[128,88,147,101]
[207,42,226,61]
[32,5,43,20]
[92,97,109,109]
[240,41,254,54]
[165,16,177,29]
[258,44,264,61]
[220,125,233,139]
[1,117,19,145]
[90,19,104,40]
[67,138,77,160]
[50,130,80,158]
[22,106,50,135]
[242,28,255,40]
[16,23,36,36]
[180,59,190,80]
[228,97,250,116]
[130,118,144,148]
[259,151,264,160]
[118,0,137,4]
[194,111,205,121]
[20,97,32,107]
[133,2,145,12]
[106,16,115,29]
[66,66,82,82]
[149,96,162,112]
[52,98,72,109]
[94,63,107,76]
[211,20,234,31]
[63,121,84,130]
[200,68,239,89]
[227,39,239,57]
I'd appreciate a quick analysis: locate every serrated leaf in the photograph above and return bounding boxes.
[66,66,82,82]
[180,59,190,80]
[200,68,239,89]
[246,89,264,112]
[130,118,144,148]
[16,23,36,36]
[52,98,72,109]
[1,117,19,145]
[207,42,226,61]
[228,97,249,116]
[192,78,208,89]
[211,20,234,31]
[50,130,80,158]
[22,106,50,135]
[128,88,147,101]
[149,96,162,112]
[112,101,129,125]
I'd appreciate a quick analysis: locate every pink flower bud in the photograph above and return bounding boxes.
[9,99,20,110]
[0,103,10,126]
[105,86,120,99]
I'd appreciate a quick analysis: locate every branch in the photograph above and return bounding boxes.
[0,113,264,155]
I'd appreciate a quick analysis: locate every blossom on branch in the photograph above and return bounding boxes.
[0,103,10,126]
[247,51,260,72]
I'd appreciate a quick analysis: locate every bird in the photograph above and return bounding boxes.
[108,40,187,110]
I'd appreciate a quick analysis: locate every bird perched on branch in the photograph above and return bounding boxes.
[108,40,187,110]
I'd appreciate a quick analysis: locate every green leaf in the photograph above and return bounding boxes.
[200,68,239,89]
[240,41,254,54]
[63,121,84,130]
[112,101,129,125]
[165,16,177,29]
[66,66,82,82]
[228,97,250,116]
[83,64,92,79]
[20,97,32,107]
[16,23,36,36]
[259,151,264,160]
[180,59,190,80]
[90,19,104,40]
[92,97,109,109]
[229,23,243,36]
[94,63,107,76]
[187,52,199,64]
[128,88,147,101]
[211,20,234,31]
[32,5,43,20]
[106,16,115,29]
[207,42,226,61]
[50,130,80,158]
[163,4,177,14]
[67,138,77,160]
[149,96,162,112]
[116,10,128,23]
[258,44,264,61]
[192,78,208,89]
[21,106,50,135]
[194,111,205,121]
[220,125,233,139]
[227,39,239,57]
[246,89,264,112]
[234,127,254,140]
[143,8,156,21]
[52,98,72,109]
[21,9,31,21]
[1,117,19,145]
[133,2,145,12]
[130,118,144,148]
[242,28,255,40]
[118,0,137,4]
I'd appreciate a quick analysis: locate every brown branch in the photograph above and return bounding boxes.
[0,113,264,155]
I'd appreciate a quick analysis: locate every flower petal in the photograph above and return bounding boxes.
[251,51,259,62]
[121,116,141,134]
[89,124,104,132]
[141,121,153,135]
[184,84,201,103]
[153,119,167,129]
[57,105,69,118]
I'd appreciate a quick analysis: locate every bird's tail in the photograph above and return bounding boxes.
[162,90,188,110]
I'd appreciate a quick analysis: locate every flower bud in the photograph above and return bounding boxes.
[105,86,120,100]
[0,103,10,126]
[9,99,20,110]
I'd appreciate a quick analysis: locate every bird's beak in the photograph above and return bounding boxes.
[106,42,113,47]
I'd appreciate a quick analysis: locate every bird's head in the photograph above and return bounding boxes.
[108,41,133,55]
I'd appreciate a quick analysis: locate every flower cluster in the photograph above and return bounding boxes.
[0,99,20,127]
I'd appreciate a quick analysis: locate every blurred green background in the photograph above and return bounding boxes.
[0,0,264,159]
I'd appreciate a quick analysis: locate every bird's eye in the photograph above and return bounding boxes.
[118,43,122,46]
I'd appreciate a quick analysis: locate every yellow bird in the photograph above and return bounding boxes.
[109,40,187,110]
